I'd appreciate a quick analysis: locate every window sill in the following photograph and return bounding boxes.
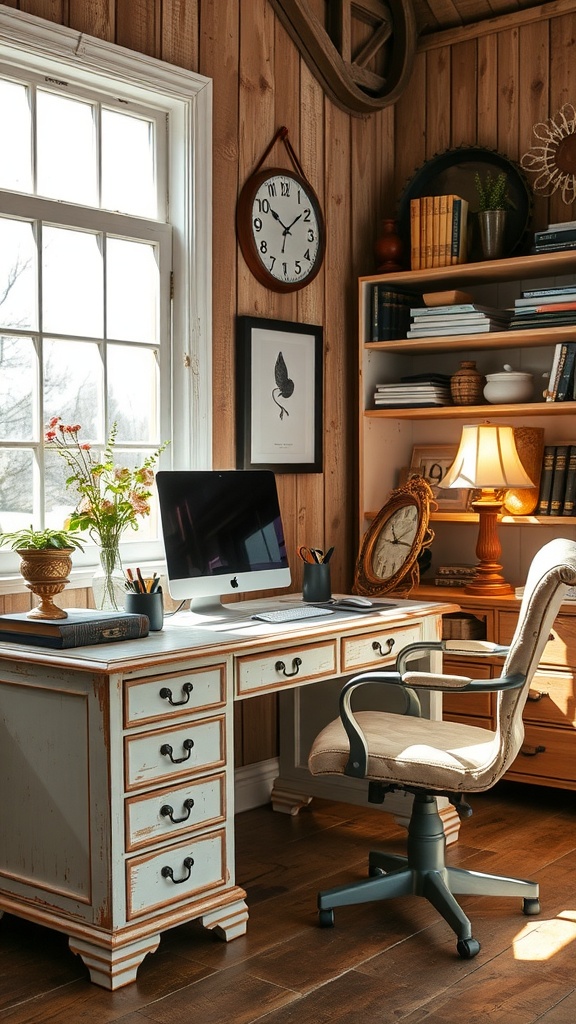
[0,560,167,597]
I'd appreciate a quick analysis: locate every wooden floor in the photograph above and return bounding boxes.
[2,781,576,1022]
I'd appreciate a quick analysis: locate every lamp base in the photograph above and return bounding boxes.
[465,497,513,597]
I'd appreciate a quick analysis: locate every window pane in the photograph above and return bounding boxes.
[0,79,32,193]
[102,109,156,217]
[107,238,158,342]
[37,90,97,206]
[0,449,34,530]
[0,336,35,440]
[0,217,37,330]
[44,448,80,528]
[108,344,159,443]
[43,339,103,438]
[42,227,103,337]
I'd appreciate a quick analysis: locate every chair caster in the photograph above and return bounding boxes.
[456,937,481,959]
[523,898,540,916]
[369,866,385,877]
[318,908,335,928]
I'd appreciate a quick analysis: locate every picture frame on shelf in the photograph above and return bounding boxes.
[409,444,469,512]
[236,315,323,473]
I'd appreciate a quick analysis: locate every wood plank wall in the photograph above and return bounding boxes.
[2,0,575,767]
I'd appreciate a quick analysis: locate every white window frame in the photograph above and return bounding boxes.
[0,7,212,585]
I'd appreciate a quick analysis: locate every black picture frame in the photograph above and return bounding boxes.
[236,316,323,473]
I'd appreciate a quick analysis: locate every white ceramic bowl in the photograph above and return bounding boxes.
[483,371,534,404]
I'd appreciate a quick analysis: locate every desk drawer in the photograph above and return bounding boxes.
[524,670,576,728]
[124,716,225,791]
[507,723,576,785]
[341,623,422,672]
[499,610,576,670]
[236,640,337,697]
[124,665,226,728]
[442,658,493,719]
[126,828,226,919]
[125,772,226,852]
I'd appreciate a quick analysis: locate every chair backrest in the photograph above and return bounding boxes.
[496,537,576,773]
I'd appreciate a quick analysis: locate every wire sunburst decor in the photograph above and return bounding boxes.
[521,103,576,204]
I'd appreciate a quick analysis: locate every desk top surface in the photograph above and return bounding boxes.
[0,593,459,672]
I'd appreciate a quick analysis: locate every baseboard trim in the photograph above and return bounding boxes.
[234,758,279,814]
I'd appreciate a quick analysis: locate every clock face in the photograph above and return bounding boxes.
[372,505,419,580]
[237,168,325,292]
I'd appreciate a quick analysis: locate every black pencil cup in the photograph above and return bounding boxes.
[124,589,164,631]
[302,562,331,603]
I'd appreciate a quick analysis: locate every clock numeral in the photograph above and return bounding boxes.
[280,181,290,197]
[256,198,270,214]
[303,207,311,222]
[307,229,315,243]
[259,240,268,254]
[268,256,276,271]
[304,248,312,262]
[297,188,302,204]
[295,261,301,275]
[266,182,277,197]
[253,217,262,232]
[282,262,288,278]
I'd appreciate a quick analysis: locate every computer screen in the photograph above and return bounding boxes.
[157,469,291,618]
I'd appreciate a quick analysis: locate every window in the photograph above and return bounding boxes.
[0,8,212,574]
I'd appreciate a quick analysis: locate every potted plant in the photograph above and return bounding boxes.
[474,170,509,259]
[0,526,84,620]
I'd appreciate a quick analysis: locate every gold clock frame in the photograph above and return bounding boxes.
[354,476,435,596]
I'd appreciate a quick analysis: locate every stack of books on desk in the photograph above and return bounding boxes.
[532,221,576,253]
[434,564,478,588]
[373,373,452,408]
[406,303,512,338]
[509,284,576,331]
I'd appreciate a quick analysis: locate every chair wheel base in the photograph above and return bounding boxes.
[318,908,335,928]
[523,897,540,916]
[456,937,481,959]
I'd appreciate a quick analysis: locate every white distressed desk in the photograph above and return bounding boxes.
[0,594,455,989]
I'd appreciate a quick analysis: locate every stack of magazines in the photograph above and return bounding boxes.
[509,283,576,330]
[434,564,478,587]
[373,373,452,408]
[407,302,512,338]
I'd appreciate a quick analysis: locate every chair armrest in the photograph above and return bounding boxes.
[403,671,526,693]
[443,640,509,657]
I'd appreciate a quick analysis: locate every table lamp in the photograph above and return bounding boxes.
[442,422,534,596]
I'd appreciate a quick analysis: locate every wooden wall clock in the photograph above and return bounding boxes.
[236,127,326,293]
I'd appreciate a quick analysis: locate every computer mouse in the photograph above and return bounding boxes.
[337,596,373,608]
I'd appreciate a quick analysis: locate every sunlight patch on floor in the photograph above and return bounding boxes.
[513,911,576,960]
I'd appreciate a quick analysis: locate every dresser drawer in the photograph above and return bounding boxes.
[341,623,422,672]
[126,828,226,919]
[124,664,226,727]
[124,716,225,791]
[507,723,576,785]
[523,670,576,728]
[125,772,226,852]
[499,610,576,670]
[442,658,493,719]
[235,640,337,697]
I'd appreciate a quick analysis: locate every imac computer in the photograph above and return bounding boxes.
[156,469,291,620]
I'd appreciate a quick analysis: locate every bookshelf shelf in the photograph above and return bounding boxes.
[365,401,571,420]
[365,510,576,525]
[365,324,576,354]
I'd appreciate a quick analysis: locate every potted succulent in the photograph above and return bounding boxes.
[0,526,84,620]
[474,170,509,259]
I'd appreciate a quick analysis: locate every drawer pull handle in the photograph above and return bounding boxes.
[275,657,302,677]
[160,738,194,763]
[520,744,546,757]
[372,638,395,657]
[161,856,194,884]
[160,798,195,824]
[527,689,549,703]
[159,682,194,706]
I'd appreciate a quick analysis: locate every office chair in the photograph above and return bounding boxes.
[308,537,576,958]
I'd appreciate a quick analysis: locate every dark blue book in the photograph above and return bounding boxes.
[556,343,576,401]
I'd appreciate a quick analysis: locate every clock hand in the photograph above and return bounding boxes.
[283,213,302,234]
[270,208,290,231]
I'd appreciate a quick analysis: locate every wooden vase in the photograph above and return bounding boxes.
[17,548,73,619]
[375,218,403,272]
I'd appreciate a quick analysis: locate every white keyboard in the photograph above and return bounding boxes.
[251,605,334,624]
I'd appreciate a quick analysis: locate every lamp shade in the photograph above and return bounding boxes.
[442,423,534,490]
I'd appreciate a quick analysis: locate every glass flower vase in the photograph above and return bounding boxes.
[93,545,125,612]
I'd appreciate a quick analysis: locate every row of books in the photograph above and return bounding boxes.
[533,219,576,254]
[544,343,576,402]
[373,373,452,408]
[410,195,468,270]
[369,284,421,341]
[406,302,512,339]
[537,445,576,516]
